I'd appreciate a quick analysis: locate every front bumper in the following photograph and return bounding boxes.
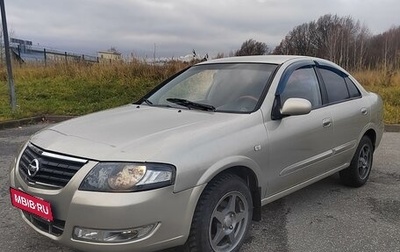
[10,157,205,252]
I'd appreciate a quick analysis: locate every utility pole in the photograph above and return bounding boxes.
[0,0,17,111]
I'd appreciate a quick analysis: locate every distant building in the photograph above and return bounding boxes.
[10,38,33,52]
[98,48,122,63]
[9,38,46,62]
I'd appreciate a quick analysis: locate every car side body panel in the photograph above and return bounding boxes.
[263,107,334,197]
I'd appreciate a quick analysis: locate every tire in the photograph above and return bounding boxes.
[340,136,374,187]
[184,173,253,252]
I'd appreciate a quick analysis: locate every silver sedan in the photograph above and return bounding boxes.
[10,55,383,252]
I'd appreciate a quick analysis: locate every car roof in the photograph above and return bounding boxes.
[198,55,310,65]
[197,55,350,75]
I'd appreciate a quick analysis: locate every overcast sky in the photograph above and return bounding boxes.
[5,0,400,58]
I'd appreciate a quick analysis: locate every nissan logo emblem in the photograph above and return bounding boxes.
[28,159,40,177]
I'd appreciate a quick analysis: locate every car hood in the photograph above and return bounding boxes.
[30,104,251,162]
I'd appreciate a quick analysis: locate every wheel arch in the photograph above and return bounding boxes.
[185,168,258,251]
[204,166,262,221]
[363,128,377,150]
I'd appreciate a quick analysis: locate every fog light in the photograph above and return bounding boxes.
[73,223,158,243]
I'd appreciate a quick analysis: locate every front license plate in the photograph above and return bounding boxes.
[10,187,53,222]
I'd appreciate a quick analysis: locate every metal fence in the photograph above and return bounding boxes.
[9,44,98,65]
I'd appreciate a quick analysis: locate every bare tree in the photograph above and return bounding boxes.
[215,52,225,59]
[353,24,371,70]
[235,39,269,56]
[0,25,4,64]
[0,25,16,65]
[366,26,400,69]
[273,14,372,70]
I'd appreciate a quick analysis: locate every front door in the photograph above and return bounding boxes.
[264,65,334,196]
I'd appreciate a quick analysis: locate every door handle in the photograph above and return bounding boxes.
[361,107,368,115]
[322,118,332,128]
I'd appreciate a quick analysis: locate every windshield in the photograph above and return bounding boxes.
[145,63,277,113]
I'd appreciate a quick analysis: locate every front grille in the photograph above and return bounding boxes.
[19,143,87,188]
[23,211,65,236]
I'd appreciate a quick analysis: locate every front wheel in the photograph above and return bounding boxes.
[184,173,253,252]
[340,136,374,187]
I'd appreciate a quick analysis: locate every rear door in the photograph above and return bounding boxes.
[316,64,369,168]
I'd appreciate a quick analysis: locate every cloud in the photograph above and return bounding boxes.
[5,0,400,58]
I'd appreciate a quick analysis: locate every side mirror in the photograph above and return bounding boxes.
[281,98,312,116]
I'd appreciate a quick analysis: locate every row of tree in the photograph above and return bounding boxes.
[236,14,400,70]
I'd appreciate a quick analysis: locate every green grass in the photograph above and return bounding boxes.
[1,62,399,124]
[0,61,187,121]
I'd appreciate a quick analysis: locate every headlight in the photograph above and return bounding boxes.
[79,163,175,192]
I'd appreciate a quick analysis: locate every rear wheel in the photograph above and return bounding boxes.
[340,136,373,187]
[184,173,253,252]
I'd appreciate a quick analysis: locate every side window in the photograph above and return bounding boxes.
[280,67,322,109]
[319,68,350,103]
[345,77,361,98]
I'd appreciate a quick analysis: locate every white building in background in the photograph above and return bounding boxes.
[97,49,122,63]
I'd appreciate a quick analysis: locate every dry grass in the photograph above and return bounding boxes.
[0,60,188,121]
[0,61,399,124]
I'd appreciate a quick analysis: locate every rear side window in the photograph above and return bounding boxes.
[345,77,361,98]
[319,68,349,103]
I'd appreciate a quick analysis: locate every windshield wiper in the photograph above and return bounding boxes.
[166,98,216,111]
[142,98,173,108]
